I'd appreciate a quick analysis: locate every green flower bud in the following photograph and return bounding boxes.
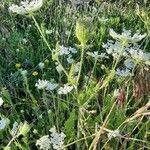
[3,146,11,150]
[19,122,30,136]
[75,17,91,46]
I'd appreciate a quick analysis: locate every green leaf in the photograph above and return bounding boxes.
[64,109,77,141]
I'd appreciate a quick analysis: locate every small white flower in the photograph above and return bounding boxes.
[69,47,77,54]
[87,51,108,59]
[67,55,74,64]
[59,45,70,56]
[126,47,150,64]
[46,82,58,91]
[65,30,70,36]
[48,110,52,114]
[58,84,73,95]
[109,28,146,44]
[9,0,43,15]
[28,24,32,28]
[0,97,4,106]
[35,79,48,90]
[56,64,63,73]
[11,122,19,136]
[22,38,27,43]
[103,40,124,57]
[16,49,20,52]
[33,129,38,134]
[87,51,99,59]
[45,29,52,34]
[116,68,130,77]
[124,59,135,70]
[98,16,108,23]
[20,69,27,77]
[36,135,51,150]
[0,118,10,130]
[38,62,45,70]
[49,126,66,150]
[74,62,80,73]
[113,89,119,98]
[107,129,120,140]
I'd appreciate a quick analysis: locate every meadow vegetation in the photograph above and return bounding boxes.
[0,0,150,149]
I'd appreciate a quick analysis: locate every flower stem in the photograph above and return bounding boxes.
[89,100,117,150]
[32,16,51,52]
[76,45,85,86]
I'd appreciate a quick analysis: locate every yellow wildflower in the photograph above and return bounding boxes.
[15,63,21,69]
[32,71,38,76]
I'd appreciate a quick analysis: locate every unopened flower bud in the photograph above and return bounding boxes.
[75,17,91,46]
[19,122,30,136]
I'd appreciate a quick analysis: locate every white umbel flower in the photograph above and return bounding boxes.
[9,0,43,15]
[49,126,66,150]
[87,51,108,59]
[116,68,130,77]
[109,28,146,44]
[46,82,58,91]
[38,62,45,70]
[56,64,63,73]
[0,97,4,106]
[11,122,19,137]
[59,45,70,56]
[0,118,10,130]
[58,84,73,95]
[36,135,51,150]
[127,47,150,64]
[35,79,48,90]
[107,129,121,140]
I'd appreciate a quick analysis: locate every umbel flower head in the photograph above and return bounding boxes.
[76,17,91,46]
[9,0,43,15]
[109,28,146,44]
[35,79,48,90]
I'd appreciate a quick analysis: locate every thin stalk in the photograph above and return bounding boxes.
[76,45,85,86]
[32,16,52,52]
[57,59,69,77]
[24,77,38,106]
[112,43,125,70]
[89,100,117,150]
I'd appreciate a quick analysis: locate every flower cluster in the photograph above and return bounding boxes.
[103,29,149,71]
[35,79,48,90]
[116,59,135,77]
[35,79,58,91]
[11,122,19,137]
[102,40,128,58]
[9,0,43,15]
[54,45,77,64]
[109,28,146,44]
[116,68,131,77]
[36,135,51,150]
[58,84,73,95]
[0,118,10,130]
[59,45,77,56]
[36,127,66,150]
[125,47,150,65]
[49,126,66,150]
[87,51,108,59]
[107,129,121,140]
[46,80,59,91]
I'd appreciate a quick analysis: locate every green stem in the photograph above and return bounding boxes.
[89,100,117,150]
[57,59,69,77]
[112,43,125,70]
[77,45,85,86]
[32,16,51,52]
[24,77,38,106]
